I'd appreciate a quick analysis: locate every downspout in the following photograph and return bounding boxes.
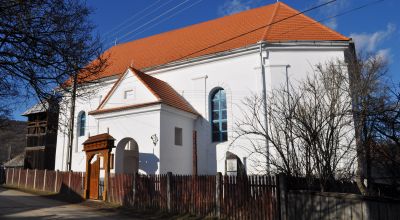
[258,41,270,175]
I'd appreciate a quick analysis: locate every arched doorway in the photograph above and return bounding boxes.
[115,138,139,174]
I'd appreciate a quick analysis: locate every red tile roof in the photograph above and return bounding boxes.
[88,2,349,81]
[90,67,198,116]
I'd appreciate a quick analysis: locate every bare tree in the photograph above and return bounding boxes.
[346,53,394,195]
[233,59,357,191]
[0,0,108,116]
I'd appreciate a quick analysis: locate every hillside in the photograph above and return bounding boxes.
[0,120,26,165]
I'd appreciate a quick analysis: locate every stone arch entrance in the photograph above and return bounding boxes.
[115,138,139,174]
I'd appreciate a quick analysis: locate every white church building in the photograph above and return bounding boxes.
[54,2,352,175]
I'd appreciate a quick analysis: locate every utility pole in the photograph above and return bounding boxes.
[259,41,270,175]
[66,69,78,171]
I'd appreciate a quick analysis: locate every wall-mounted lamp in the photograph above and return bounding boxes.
[151,134,158,146]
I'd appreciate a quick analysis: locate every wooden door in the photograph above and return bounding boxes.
[89,157,100,199]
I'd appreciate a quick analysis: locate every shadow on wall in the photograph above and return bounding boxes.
[139,153,159,175]
[195,117,218,174]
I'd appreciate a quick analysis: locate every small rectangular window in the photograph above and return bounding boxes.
[175,127,182,146]
[124,90,134,99]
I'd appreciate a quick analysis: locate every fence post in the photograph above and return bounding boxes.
[68,171,72,194]
[167,172,172,212]
[54,170,59,193]
[277,173,288,220]
[25,169,29,188]
[216,172,222,218]
[18,168,21,187]
[6,168,9,185]
[43,169,47,191]
[81,172,84,197]
[33,169,37,190]
[132,173,136,206]
[12,168,15,185]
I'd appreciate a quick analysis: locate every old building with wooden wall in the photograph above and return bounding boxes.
[22,100,59,170]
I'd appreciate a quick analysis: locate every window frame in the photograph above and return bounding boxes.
[210,88,227,142]
[174,127,183,146]
[78,111,86,137]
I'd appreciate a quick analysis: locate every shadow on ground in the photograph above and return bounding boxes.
[0,185,213,219]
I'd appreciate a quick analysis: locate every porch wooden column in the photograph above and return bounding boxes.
[82,133,115,201]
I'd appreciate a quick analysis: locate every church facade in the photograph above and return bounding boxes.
[54,2,353,175]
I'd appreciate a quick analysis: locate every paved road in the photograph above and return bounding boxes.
[0,187,138,219]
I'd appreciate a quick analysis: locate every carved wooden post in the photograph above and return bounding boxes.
[103,149,110,201]
[83,154,90,199]
[82,133,115,201]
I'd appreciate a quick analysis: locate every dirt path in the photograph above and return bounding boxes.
[0,187,141,219]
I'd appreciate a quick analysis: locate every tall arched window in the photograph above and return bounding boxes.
[78,111,86,137]
[211,89,227,142]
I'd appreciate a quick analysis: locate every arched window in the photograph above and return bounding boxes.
[78,111,86,137]
[211,89,227,142]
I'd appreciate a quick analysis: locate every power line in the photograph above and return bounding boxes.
[146,0,338,71]
[118,0,191,42]
[276,0,384,37]
[123,0,205,43]
[101,0,164,40]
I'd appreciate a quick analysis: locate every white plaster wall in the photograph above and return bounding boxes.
[148,46,348,175]
[95,107,161,174]
[55,79,116,171]
[159,105,195,174]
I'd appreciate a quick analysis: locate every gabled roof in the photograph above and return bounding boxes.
[90,67,198,116]
[22,102,48,116]
[89,2,349,81]
[3,153,25,168]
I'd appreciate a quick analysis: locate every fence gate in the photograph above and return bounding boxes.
[82,133,115,201]
[88,157,100,199]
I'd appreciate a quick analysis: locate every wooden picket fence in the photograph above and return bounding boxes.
[2,168,279,219]
[3,168,85,196]
[2,167,400,219]
[107,173,278,219]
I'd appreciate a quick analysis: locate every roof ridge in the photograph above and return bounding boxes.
[129,66,163,101]
[96,68,127,110]
[278,2,349,41]
[261,2,281,40]
[111,4,276,50]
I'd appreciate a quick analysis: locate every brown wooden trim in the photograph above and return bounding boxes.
[89,101,162,115]
[96,70,127,110]
[129,67,162,100]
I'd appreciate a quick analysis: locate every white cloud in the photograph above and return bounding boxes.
[350,23,396,52]
[376,48,391,63]
[317,0,350,30]
[218,0,252,16]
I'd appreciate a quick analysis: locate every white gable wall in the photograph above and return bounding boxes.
[102,69,158,110]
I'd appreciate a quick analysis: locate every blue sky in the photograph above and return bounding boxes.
[13,0,400,120]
